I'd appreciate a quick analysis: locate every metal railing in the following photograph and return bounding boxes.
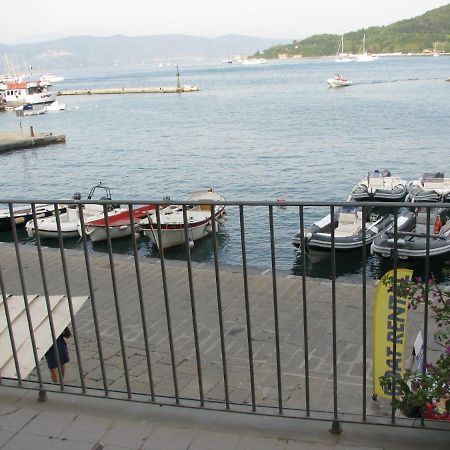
[0,197,448,433]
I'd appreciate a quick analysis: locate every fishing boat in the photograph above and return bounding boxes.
[0,204,64,232]
[356,33,378,62]
[407,172,450,202]
[139,188,227,250]
[327,74,352,87]
[334,35,354,62]
[371,207,450,259]
[351,170,407,201]
[0,80,57,107]
[25,184,120,239]
[81,204,157,242]
[292,204,393,251]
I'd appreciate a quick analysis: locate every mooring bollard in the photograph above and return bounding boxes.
[30,126,34,137]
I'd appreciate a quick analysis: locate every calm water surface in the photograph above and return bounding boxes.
[1,57,449,280]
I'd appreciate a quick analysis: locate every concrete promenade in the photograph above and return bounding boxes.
[1,386,449,450]
[0,241,448,448]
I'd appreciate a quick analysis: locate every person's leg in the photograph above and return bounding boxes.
[61,364,66,383]
[49,368,58,383]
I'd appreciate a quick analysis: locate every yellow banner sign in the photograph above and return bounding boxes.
[373,268,413,399]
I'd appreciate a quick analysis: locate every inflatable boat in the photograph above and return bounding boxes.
[292,205,394,251]
[407,172,450,202]
[371,208,450,259]
[351,169,407,201]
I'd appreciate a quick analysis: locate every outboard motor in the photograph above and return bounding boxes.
[73,192,81,200]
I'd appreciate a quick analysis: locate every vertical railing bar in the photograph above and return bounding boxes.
[420,207,431,427]
[102,204,131,398]
[330,205,341,433]
[77,204,109,395]
[210,204,229,408]
[0,257,22,385]
[8,203,43,388]
[128,204,155,401]
[269,205,283,415]
[239,205,256,411]
[361,205,367,421]
[53,204,86,392]
[155,205,179,403]
[32,203,64,388]
[299,206,310,416]
[182,204,204,406]
[391,208,399,424]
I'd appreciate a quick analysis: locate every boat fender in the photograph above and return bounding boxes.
[188,240,195,248]
[217,217,225,225]
[434,215,443,234]
[205,224,213,233]
[15,217,25,224]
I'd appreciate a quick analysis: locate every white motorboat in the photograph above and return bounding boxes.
[81,204,157,242]
[241,58,267,65]
[140,188,227,250]
[327,74,352,87]
[25,184,121,239]
[351,170,407,201]
[45,100,66,112]
[407,172,450,202]
[292,204,393,251]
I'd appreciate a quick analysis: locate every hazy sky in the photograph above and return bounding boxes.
[2,0,449,44]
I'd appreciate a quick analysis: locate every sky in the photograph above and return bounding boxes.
[1,0,449,44]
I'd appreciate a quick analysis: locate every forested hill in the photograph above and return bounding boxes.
[255,4,450,58]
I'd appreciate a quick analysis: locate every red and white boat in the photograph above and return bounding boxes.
[81,204,157,242]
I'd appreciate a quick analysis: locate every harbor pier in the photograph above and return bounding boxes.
[58,85,199,96]
[0,131,66,153]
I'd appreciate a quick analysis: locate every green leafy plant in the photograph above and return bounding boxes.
[378,274,450,418]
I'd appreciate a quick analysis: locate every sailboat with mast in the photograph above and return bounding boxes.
[356,32,378,62]
[334,35,354,62]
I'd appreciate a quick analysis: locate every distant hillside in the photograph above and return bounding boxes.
[255,4,450,58]
[0,34,285,71]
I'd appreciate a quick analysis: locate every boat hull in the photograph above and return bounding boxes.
[0,204,64,232]
[82,204,156,242]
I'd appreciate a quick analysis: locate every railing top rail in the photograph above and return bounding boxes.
[1,198,450,209]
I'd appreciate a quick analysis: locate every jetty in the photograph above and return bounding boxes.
[58,85,199,96]
[0,130,65,153]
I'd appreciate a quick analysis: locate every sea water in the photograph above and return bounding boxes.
[1,56,449,280]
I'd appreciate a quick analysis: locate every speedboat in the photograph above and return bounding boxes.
[81,204,157,242]
[25,184,121,239]
[327,74,352,87]
[407,172,450,202]
[139,188,227,250]
[0,204,64,232]
[351,170,407,201]
[292,204,393,251]
[371,207,450,259]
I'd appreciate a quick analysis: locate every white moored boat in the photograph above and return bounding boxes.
[139,189,227,250]
[407,172,450,202]
[351,169,407,201]
[25,184,121,239]
[327,74,352,87]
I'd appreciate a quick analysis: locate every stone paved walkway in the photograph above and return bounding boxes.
[0,242,435,420]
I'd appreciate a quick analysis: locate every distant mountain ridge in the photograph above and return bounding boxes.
[0,34,286,71]
[254,4,450,58]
